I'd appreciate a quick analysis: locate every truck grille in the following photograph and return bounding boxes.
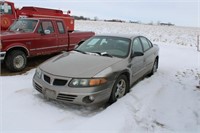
[44,74,51,84]
[53,79,68,86]
[57,93,77,102]
[34,82,43,93]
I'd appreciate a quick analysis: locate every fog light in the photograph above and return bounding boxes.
[82,95,95,104]
[89,95,94,101]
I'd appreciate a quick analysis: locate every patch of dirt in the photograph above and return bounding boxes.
[153,120,165,128]
[0,54,57,76]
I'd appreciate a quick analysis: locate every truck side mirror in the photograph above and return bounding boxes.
[44,30,51,35]
[4,3,9,13]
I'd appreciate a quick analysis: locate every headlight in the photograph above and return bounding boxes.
[35,68,42,78]
[69,78,107,87]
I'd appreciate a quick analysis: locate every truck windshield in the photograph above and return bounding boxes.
[0,3,12,14]
[9,19,38,32]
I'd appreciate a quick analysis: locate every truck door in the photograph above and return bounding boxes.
[56,21,68,51]
[31,20,58,55]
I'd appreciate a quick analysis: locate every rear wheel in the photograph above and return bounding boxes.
[109,75,129,103]
[5,50,27,72]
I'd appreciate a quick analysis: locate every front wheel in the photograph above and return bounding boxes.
[5,50,27,72]
[109,75,129,103]
[150,59,158,75]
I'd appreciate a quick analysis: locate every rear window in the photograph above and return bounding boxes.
[56,21,65,34]
[0,4,12,14]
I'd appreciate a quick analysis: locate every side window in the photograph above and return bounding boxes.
[140,37,152,51]
[39,21,54,33]
[0,4,12,14]
[7,5,12,14]
[147,39,153,47]
[56,21,65,34]
[132,38,143,53]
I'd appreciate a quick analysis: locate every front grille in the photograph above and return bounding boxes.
[34,82,42,93]
[0,54,5,57]
[57,93,77,102]
[53,79,68,86]
[44,74,51,84]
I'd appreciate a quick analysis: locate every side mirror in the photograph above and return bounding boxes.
[74,45,79,49]
[44,30,51,35]
[131,51,144,58]
[4,3,9,13]
[74,41,84,49]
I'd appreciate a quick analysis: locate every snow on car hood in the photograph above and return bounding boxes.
[40,51,122,78]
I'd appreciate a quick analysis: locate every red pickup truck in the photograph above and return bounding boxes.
[0,18,94,72]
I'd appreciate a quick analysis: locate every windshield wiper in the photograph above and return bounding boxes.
[73,49,86,54]
[101,52,113,58]
[91,52,113,58]
[91,52,101,55]
[16,28,25,32]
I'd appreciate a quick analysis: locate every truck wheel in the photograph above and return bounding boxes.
[5,50,27,72]
[109,75,129,103]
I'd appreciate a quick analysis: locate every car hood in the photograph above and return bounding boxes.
[0,31,33,40]
[40,51,122,78]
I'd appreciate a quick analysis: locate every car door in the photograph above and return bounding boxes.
[139,37,155,74]
[130,37,145,83]
[31,20,58,55]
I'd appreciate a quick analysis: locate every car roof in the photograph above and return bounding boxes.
[95,34,142,39]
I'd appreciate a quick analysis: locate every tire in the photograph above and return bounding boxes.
[150,59,158,76]
[109,75,129,103]
[5,50,27,72]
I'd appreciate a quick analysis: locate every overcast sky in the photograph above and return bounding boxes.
[8,0,200,27]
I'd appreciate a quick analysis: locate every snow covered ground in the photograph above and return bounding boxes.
[1,21,200,133]
[76,20,200,47]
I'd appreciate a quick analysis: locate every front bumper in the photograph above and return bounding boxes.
[0,52,6,61]
[33,71,114,105]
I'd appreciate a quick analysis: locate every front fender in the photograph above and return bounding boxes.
[94,67,131,82]
[4,43,30,56]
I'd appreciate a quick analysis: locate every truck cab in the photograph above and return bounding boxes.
[0,18,94,72]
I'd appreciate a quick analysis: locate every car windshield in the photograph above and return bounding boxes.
[9,19,38,32]
[76,36,131,58]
